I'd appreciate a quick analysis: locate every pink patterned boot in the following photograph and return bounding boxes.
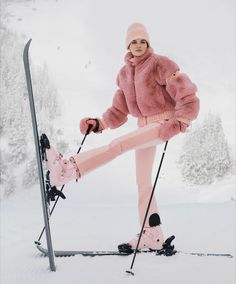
[46,147,80,187]
[130,225,164,250]
[118,225,164,253]
[118,212,165,253]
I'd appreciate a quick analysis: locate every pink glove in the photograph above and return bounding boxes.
[80,117,104,135]
[159,118,188,141]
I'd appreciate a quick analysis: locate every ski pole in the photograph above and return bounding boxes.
[35,124,93,245]
[126,140,169,276]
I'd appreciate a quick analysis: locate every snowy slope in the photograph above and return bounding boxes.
[1,187,235,284]
[1,0,235,283]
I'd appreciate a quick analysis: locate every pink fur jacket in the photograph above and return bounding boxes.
[102,48,200,141]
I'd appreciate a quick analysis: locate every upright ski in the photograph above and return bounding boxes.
[23,39,56,272]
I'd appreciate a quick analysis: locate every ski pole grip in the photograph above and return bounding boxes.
[86,124,93,135]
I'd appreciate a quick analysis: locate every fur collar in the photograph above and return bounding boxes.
[124,47,154,67]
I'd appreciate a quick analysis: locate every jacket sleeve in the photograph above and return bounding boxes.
[166,72,200,123]
[155,56,199,123]
[102,76,129,129]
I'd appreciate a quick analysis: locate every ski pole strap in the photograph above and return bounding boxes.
[92,118,100,133]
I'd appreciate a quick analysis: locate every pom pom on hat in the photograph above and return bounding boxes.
[126,22,150,49]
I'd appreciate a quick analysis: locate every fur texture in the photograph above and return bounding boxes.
[102,48,199,131]
[159,118,186,141]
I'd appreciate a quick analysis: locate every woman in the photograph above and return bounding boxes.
[46,23,200,252]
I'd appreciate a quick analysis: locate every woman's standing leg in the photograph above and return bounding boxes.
[135,145,159,227]
[121,143,164,251]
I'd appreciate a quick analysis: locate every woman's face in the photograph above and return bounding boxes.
[129,39,148,56]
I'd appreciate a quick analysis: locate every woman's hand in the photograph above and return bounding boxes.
[159,118,188,141]
[80,117,104,135]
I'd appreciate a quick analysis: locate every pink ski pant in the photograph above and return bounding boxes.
[73,120,164,227]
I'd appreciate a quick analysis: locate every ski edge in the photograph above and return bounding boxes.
[36,245,234,258]
[178,251,234,258]
[36,245,131,257]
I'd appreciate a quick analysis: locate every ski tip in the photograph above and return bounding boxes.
[24,38,32,49]
[126,269,135,276]
[23,39,33,58]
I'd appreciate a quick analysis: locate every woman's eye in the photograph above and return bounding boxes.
[130,40,146,45]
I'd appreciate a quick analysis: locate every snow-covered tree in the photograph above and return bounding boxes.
[0,150,16,199]
[22,157,39,188]
[0,25,63,197]
[178,112,232,185]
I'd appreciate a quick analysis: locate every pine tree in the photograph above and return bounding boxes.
[0,25,62,195]
[179,112,232,185]
[22,157,39,188]
[0,150,16,199]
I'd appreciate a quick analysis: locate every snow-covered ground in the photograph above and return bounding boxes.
[1,179,236,284]
[1,0,236,283]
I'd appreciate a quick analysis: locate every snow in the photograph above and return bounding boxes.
[1,0,236,283]
[1,187,235,284]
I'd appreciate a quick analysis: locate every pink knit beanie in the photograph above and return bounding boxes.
[126,23,150,49]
